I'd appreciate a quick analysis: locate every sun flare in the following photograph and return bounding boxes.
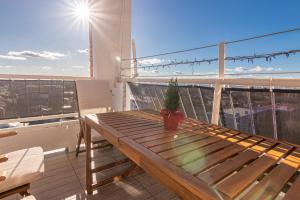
[69,0,91,23]
[74,2,90,21]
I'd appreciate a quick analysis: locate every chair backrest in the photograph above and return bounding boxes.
[75,80,113,117]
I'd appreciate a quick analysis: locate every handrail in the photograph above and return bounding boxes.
[124,77,300,88]
[0,113,78,124]
[0,74,91,80]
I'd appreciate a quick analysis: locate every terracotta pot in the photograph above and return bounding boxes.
[160,109,184,131]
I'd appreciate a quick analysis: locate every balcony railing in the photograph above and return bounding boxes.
[0,75,88,127]
[128,82,300,145]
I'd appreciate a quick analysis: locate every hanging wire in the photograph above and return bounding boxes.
[121,49,300,71]
[122,26,300,61]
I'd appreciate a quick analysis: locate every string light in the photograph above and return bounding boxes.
[121,49,300,72]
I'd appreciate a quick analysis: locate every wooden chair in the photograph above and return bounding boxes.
[75,80,114,157]
[74,80,135,194]
[0,131,44,199]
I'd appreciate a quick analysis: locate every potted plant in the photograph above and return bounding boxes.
[160,78,184,130]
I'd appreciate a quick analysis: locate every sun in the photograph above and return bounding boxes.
[65,0,100,30]
[74,2,90,21]
[69,0,91,23]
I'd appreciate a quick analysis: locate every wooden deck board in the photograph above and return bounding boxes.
[2,149,178,200]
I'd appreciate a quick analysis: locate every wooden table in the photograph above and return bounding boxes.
[85,110,300,200]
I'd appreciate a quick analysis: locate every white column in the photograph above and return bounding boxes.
[90,0,132,111]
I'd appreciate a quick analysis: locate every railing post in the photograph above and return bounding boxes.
[219,42,225,79]
[131,39,138,78]
[211,42,225,125]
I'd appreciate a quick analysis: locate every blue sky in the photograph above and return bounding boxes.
[0,0,300,77]
[0,0,89,76]
[132,0,300,77]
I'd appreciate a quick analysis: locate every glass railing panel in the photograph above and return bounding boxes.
[12,80,28,118]
[128,82,154,110]
[250,89,274,138]
[154,86,165,109]
[274,89,300,144]
[40,80,53,116]
[220,90,235,129]
[179,87,196,119]
[63,81,78,114]
[0,80,17,119]
[188,86,209,122]
[147,85,161,110]
[200,87,214,123]
[230,89,254,133]
[26,80,42,117]
[48,80,64,115]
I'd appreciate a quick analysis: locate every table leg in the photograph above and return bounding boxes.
[85,122,92,194]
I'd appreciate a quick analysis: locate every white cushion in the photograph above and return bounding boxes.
[21,195,36,200]
[0,147,44,193]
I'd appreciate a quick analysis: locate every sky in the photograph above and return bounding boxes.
[0,0,90,77]
[132,0,300,77]
[0,0,300,77]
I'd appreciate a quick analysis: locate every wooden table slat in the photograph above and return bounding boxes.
[217,143,293,199]
[241,148,300,200]
[141,132,201,148]
[182,136,262,175]
[283,172,300,200]
[150,131,216,153]
[170,133,249,167]
[159,130,241,160]
[199,139,277,185]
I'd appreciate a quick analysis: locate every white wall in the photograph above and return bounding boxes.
[0,121,79,154]
[90,0,132,111]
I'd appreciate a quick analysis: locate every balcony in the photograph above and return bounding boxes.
[2,0,300,200]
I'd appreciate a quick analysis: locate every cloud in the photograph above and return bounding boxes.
[174,71,183,75]
[71,65,86,69]
[0,55,26,60]
[41,66,52,70]
[0,65,14,69]
[226,66,282,73]
[77,49,89,54]
[138,58,163,65]
[7,51,66,60]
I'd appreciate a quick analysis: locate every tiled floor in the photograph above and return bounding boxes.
[3,147,179,200]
